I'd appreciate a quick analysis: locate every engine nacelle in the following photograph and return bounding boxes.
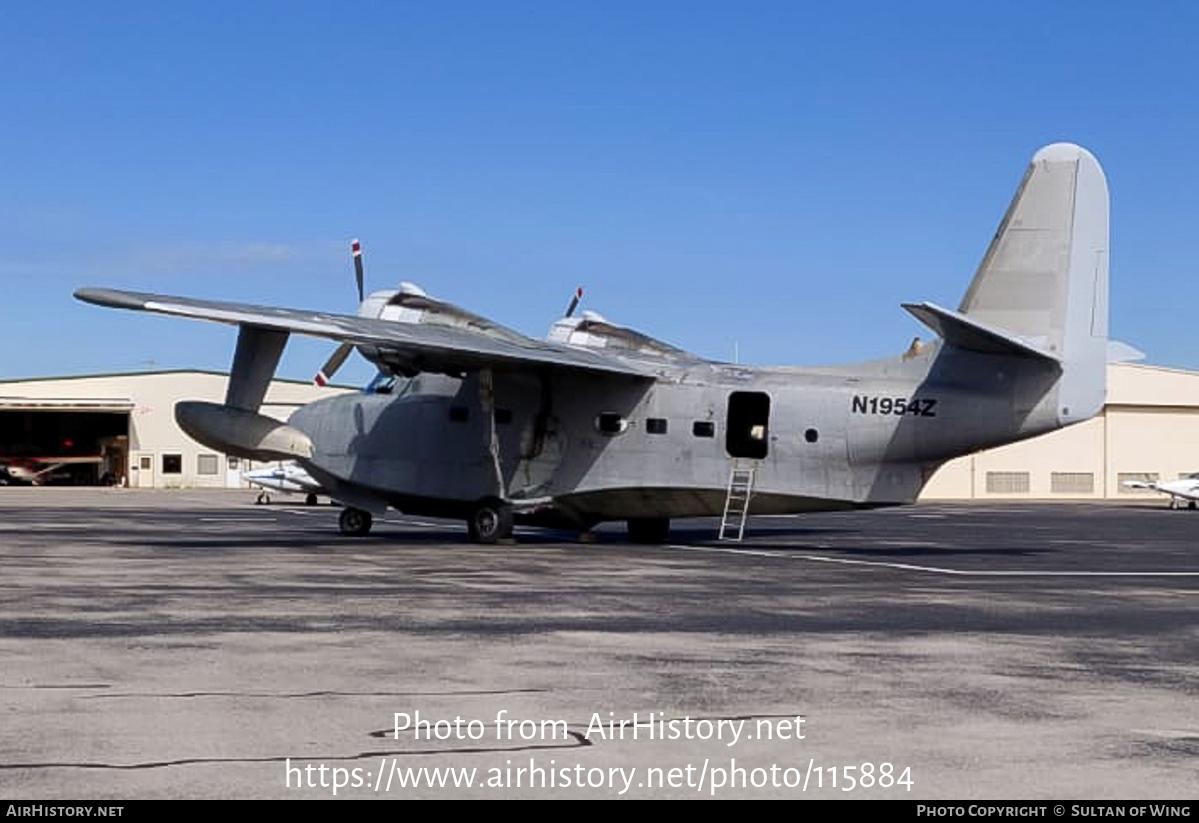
[546,311,691,358]
[354,283,529,377]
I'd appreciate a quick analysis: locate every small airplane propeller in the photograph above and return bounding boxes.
[314,239,364,386]
[565,286,583,318]
[315,341,354,387]
[352,238,364,302]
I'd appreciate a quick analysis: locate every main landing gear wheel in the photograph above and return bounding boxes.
[305,493,319,506]
[467,497,514,544]
[627,517,671,544]
[255,492,271,505]
[339,507,373,536]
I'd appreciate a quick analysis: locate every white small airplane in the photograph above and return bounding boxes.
[1122,474,1199,509]
[244,462,325,506]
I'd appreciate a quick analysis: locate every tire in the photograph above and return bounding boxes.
[627,517,670,544]
[467,497,514,544]
[339,507,373,536]
[305,493,318,506]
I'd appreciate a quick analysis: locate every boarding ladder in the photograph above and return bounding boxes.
[718,459,757,541]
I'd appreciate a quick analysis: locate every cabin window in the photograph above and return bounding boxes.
[646,418,668,435]
[449,406,469,422]
[692,421,715,438]
[595,413,628,435]
[197,454,219,475]
[162,454,182,474]
[725,391,771,459]
[804,428,819,443]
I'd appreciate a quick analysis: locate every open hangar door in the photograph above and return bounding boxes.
[0,400,132,486]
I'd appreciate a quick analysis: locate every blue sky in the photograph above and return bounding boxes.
[3,2,1199,385]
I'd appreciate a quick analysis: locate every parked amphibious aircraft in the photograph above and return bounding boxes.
[77,143,1116,543]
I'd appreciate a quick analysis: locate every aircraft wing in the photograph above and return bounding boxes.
[75,288,651,379]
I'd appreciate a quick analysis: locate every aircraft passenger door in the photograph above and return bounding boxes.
[725,392,771,459]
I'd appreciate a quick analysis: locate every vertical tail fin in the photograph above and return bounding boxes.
[958,142,1109,423]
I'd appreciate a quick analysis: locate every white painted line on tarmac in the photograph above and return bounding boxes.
[199,517,269,523]
[8,524,97,530]
[391,519,461,530]
[666,544,1199,577]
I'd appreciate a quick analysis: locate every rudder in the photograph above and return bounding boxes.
[958,143,1109,424]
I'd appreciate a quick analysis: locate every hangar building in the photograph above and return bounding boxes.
[921,363,1199,500]
[0,370,350,488]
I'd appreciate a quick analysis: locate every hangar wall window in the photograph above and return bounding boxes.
[985,471,1029,494]
[1050,472,1093,494]
[646,418,668,435]
[692,421,715,438]
[162,454,182,475]
[1118,472,1158,493]
[197,454,219,475]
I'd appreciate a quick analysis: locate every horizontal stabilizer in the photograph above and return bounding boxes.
[902,301,1061,364]
[1107,340,1145,364]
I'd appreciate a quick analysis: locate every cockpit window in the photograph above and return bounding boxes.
[365,373,397,394]
[365,372,421,397]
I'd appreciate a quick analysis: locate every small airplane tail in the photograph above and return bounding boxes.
[906,143,1109,426]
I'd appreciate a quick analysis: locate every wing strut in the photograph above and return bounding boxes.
[479,368,506,499]
[175,323,314,462]
[227,325,290,411]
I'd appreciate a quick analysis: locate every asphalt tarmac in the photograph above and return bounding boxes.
[1,489,1196,799]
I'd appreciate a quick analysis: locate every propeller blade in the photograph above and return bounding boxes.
[351,238,364,302]
[314,342,354,386]
[565,286,583,318]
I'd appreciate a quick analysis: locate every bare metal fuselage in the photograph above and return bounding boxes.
[289,342,1063,527]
